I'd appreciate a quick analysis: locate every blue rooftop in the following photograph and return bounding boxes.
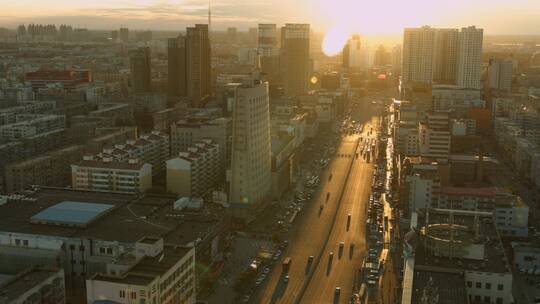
[31,201,114,227]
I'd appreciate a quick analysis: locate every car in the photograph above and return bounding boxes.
[263,267,270,274]
[284,275,289,283]
[339,242,345,249]
[308,255,314,262]
[335,287,341,295]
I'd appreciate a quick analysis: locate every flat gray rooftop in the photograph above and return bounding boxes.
[30,201,114,227]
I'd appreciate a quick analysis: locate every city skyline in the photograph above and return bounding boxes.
[2,0,540,35]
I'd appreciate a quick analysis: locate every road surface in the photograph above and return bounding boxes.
[255,101,379,304]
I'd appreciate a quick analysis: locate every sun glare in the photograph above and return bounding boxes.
[321,25,351,57]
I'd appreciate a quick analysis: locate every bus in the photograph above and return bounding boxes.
[282,257,292,272]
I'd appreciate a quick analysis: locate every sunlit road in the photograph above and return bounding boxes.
[299,114,379,304]
[255,102,379,304]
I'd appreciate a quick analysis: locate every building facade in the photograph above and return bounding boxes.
[280,24,310,96]
[166,139,221,198]
[71,158,152,193]
[229,75,272,207]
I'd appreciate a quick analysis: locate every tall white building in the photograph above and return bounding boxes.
[433,29,459,84]
[343,34,362,71]
[402,26,437,86]
[456,26,483,89]
[402,26,483,89]
[488,58,513,92]
[229,74,272,207]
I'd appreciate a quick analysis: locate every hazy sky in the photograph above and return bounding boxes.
[2,0,540,34]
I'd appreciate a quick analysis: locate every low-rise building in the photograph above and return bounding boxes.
[86,243,196,304]
[0,100,56,125]
[71,158,152,193]
[0,114,65,142]
[5,145,85,193]
[166,139,221,197]
[437,187,529,237]
[170,117,231,164]
[0,188,227,303]
[93,130,169,177]
[0,267,65,304]
[270,133,295,199]
[401,210,514,304]
[418,114,451,160]
[512,242,540,271]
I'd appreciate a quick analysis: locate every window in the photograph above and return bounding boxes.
[15,239,21,246]
[467,281,472,288]
[107,248,113,255]
[476,282,481,288]
[23,240,29,246]
[475,295,481,302]
[99,247,105,254]
[485,283,491,290]
[497,284,504,291]
[131,292,137,299]
[119,290,126,298]
[484,296,491,302]
[496,297,503,304]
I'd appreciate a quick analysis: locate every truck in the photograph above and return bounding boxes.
[282,257,292,272]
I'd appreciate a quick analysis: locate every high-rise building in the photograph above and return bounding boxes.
[119,27,129,43]
[229,74,272,207]
[167,36,186,97]
[129,47,152,93]
[111,30,118,42]
[280,24,310,96]
[258,24,279,84]
[343,34,362,71]
[402,26,437,86]
[433,28,459,84]
[227,27,237,43]
[402,26,483,89]
[391,44,402,75]
[248,27,258,46]
[456,26,483,89]
[374,45,391,66]
[168,25,211,107]
[488,58,513,92]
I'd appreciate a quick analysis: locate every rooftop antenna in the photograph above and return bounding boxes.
[208,0,212,39]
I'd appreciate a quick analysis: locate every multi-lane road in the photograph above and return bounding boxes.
[254,102,380,304]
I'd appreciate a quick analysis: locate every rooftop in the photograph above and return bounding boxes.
[0,188,222,244]
[411,266,467,304]
[415,209,511,274]
[73,159,147,171]
[89,245,192,287]
[30,201,114,228]
[0,267,62,303]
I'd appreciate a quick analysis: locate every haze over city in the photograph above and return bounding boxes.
[2,0,540,34]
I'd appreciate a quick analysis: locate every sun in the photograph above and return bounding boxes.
[322,25,351,57]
